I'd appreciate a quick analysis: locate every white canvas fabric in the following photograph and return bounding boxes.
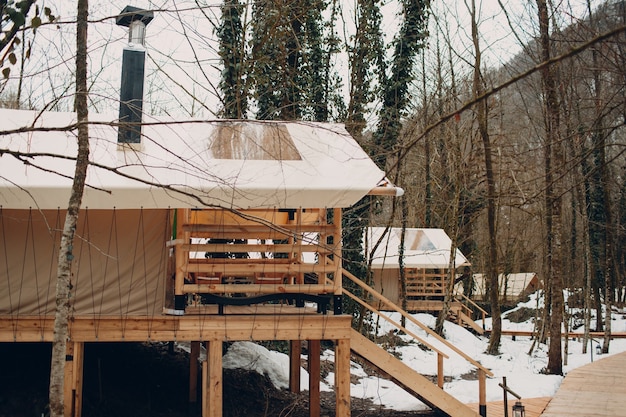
[0,109,390,210]
[366,227,470,269]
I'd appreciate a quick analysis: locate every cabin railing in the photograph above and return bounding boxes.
[165,207,343,313]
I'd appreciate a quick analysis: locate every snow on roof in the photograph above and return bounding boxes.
[0,109,396,209]
[366,227,470,269]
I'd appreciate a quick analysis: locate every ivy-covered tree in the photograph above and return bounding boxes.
[217,0,247,118]
[248,0,342,121]
[371,0,430,170]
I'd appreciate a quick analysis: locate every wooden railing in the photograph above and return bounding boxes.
[455,292,488,330]
[341,267,493,412]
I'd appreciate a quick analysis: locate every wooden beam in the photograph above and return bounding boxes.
[334,338,350,417]
[63,342,84,417]
[289,340,301,393]
[182,283,335,295]
[205,340,223,417]
[308,340,321,417]
[0,315,352,342]
[182,263,337,277]
[189,341,200,403]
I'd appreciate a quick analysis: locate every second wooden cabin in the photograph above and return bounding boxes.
[366,227,470,314]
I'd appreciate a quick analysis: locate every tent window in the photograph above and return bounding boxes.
[209,123,302,161]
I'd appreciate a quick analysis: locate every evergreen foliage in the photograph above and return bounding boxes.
[217,0,247,118]
[372,0,429,169]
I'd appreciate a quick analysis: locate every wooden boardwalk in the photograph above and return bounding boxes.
[468,351,626,417]
[469,397,550,417]
[541,351,626,417]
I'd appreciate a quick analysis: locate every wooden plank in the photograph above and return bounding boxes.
[308,340,321,417]
[349,330,479,417]
[205,340,223,417]
[335,338,351,417]
[485,330,626,339]
[188,208,322,227]
[468,397,550,417]
[289,340,301,393]
[185,304,319,315]
[63,342,75,417]
[0,315,353,342]
[189,341,200,403]
[182,243,332,254]
[182,263,337,276]
[181,223,337,236]
[182,283,335,295]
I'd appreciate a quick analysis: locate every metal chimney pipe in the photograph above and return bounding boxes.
[116,5,153,144]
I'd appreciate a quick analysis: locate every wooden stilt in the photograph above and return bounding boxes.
[308,340,321,417]
[203,340,223,417]
[189,341,200,403]
[63,342,84,417]
[289,340,301,393]
[334,338,350,417]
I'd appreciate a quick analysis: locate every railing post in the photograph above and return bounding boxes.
[478,368,487,417]
[437,353,444,388]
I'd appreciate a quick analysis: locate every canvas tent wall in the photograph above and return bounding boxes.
[0,208,168,317]
[366,227,470,308]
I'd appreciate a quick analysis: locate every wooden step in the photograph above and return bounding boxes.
[349,330,479,417]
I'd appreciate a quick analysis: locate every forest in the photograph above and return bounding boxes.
[1,0,625,404]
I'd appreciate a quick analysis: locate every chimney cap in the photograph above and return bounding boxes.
[116,5,154,28]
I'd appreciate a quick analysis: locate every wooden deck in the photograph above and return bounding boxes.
[468,397,550,417]
[541,351,626,417]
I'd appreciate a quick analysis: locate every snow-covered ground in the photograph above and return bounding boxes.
[219,292,626,412]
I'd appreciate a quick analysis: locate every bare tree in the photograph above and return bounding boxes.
[48,0,89,415]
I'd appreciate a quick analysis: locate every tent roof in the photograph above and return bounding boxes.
[0,109,401,210]
[367,227,470,269]
[473,273,539,298]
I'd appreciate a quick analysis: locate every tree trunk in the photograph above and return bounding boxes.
[467,0,501,354]
[536,0,564,375]
[48,1,89,416]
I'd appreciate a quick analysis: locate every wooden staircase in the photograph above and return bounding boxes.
[350,330,480,417]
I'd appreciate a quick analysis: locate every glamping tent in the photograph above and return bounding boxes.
[0,108,404,417]
[366,227,470,311]
[471,273,541,303]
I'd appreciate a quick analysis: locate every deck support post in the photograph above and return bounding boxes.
[202,340,223,417]
[63,341,84,417]
[189,341,200,403]
[335,338,350,417]
[308,339,321,417]
[289,340,301,393]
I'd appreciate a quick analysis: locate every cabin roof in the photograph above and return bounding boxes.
[0,109,399,210]
[367,227,470,269]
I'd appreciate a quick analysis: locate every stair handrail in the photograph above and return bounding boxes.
[455,291,488,330]
[341,267,493,378]
[340,287,450,388]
